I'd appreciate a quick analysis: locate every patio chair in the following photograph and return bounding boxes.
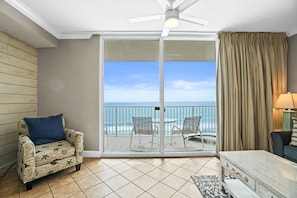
[171,116,204,150]
[130,117,157,151]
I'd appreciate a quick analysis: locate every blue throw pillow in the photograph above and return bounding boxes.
[24,114,66,145]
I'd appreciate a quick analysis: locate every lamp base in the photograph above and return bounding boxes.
[283,110,296,131]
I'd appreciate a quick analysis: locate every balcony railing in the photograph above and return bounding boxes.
[104,105,217,136]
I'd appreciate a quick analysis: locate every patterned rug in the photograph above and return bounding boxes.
[191,175,231,198]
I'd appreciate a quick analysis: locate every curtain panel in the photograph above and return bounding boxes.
[216,32,287,153]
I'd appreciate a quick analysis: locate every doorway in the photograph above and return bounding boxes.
[101,36,216,157]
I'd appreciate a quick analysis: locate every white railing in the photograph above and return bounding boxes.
[104,105,216,136]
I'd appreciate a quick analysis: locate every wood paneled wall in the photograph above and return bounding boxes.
[0,32,37,171]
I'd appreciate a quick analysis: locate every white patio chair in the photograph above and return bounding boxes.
[130,117,157,151]
[171,116,204,150]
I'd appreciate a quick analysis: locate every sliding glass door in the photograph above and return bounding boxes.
[103,39,161,153]
[101,37,216,156]
[163,40,216,152]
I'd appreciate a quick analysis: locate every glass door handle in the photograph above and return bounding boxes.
[154,107,165,112]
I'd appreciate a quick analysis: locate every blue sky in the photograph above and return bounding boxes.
[104,61,216,103]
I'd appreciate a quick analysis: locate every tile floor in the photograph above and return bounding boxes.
[0,157,221,198]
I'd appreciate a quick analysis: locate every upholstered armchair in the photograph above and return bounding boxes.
[17,114,84,190]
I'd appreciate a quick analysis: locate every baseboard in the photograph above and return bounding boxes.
[83,151,102,158]
[0,160,17,177]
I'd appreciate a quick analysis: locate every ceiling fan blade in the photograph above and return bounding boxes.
[172,0,186,8]
[161,26,170,37]
[180,13,208,25]
[158,0,170,10]
[176,0,199,12]
[129,14,163,23]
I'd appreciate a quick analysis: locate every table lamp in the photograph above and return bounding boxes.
[275,92,297,131]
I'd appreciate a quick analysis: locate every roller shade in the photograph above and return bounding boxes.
[104,40,215,62]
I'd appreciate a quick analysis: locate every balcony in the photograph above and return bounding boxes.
[104,105,217,152]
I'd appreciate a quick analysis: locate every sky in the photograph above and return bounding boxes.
[104,61,216,103]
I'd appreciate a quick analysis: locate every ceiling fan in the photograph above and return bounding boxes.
[129,0,208,37]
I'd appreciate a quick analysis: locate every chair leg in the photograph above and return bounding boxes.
[182,134,187,150]
[130,130,134,150]
[26,182,33,191]
[76,164,81,171]
[199,129,204,150]
[150,134,154,151]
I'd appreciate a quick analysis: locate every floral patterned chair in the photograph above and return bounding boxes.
[17,114,84,190]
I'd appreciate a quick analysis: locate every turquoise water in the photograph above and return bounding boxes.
[104,101,216,135]
[104,101,215,106]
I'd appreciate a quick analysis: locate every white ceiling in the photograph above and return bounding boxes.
[5,0,297,39]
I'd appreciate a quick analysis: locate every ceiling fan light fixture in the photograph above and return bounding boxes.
[165,17,179,28]
[165,9,180,28]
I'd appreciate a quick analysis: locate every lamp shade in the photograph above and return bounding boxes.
[275,92,297,109]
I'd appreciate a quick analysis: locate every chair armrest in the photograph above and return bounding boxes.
[17,134,36,183]
[271,131,292,157]
[65,128,84,163]
[171,126,182,135]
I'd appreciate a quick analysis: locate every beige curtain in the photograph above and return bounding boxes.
[216,32,287,153]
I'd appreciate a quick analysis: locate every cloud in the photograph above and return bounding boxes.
[104,79,216,102]
[169,80,214,90]
[135,83,154,90]
[129,74,144,79]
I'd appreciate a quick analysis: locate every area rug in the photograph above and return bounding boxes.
[191,175,231,198]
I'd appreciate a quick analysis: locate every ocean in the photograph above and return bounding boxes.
[104,101,216,135]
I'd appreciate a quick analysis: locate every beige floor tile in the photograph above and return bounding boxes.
[181,161,204,173]
[75,174,101,190]
[133,175,158,191]
[51,182,81,198]
[115,182,144,198]
[210,156,220,163]
[134,163,156,174]
[140,158,165,167]
[173,167,196,180]
[20,180,51,198]
[0,169,19,183]
[102,158,124,167]
[84,183,113,198]
[111,162,132,173]
[70,165,93,180]
[147,182,176,198]
[121,168,143,181]
[48,173,74,190]
[125,159,147,167]
[204,160,221,171]
[137,192,155,198]
[0,175,19,197]
[146,168,170,181]
[84,160,110,173]
[104,192,121,198]
[161,174,187,190]
[197,166,220,175]
[36,192,54,198]
[188,157,210,166]
[95,168,118,181]
[104,175,130,191]
[178,181,203,198]
[158,163,179,173]
[0,193,19,198]
[69,192,87,198]
[167,158,190,166]
[171,191,190,198]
